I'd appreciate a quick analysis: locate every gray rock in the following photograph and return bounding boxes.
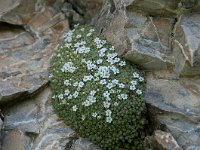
[145,72,200,149]
[93,0,200,76]
[2,88,76,150]
[145,130,182,150]
[0,2,69,104]
[70,138,102,150]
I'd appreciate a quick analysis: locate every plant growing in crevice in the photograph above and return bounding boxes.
[49,25,147,150]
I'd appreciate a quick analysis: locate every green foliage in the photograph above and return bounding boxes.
[49,25,146,149]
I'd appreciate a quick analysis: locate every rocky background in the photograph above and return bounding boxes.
[0,0,199,150]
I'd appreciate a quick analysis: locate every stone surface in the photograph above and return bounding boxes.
[144,130,182,150]
[70,138,102,150]
[0,1,69,104]
[154,130,182,150]
[145,71,200,149]
[1,88,76,150]
[67,0,104,24]
[93,0,200,76]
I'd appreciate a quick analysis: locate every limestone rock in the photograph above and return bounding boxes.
[145,71,200,149]
[1,88,76,150]
[0,2,69,104]
[93,0,200,76]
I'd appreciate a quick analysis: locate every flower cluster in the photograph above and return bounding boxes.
[50,25,146,150]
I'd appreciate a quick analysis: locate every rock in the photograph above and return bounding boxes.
[154,130,182,150]
[173,13,200,76]
[93,0,200,76]
[145,130,182,150]
[70,138,102,150]
[1,130,31,150]
[1,88,76,150]
[68,0,104,24]
[0,2,69,104]
[145,71,200,149]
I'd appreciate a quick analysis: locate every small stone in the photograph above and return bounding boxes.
[154,130,182,150]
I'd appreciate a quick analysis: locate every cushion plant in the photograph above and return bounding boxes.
[49,25,146,150]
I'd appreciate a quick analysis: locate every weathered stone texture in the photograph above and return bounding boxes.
[93,0,200,149]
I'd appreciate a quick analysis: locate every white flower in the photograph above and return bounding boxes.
[68,94,73,99]
[100,48,107,53]
[105,109,112,116]
[106,83,114,89]
[99,52,105,57]
[64,80,71,86]
[100,79,107,85]
[130,85,136,90]
[118,94,128,100]
[118,83,125,88]
[107,53,119,65]
[88,95,96,103]
[82,115,85,121]
[64,89,70,96]
[90,90,96,96]
[76,34,81,38]
[72,105,78,112]
[106,97,111,101]
[114,102,119,106]
[119,61,126,66]
[87,32,92,36]
[96,59,103,64]
[80,28,85,31]
[139,76,144,82]
[106,116,113,123]
[136,89,142,95]
[92,112,98,118]
[85,60,97,70]
[61,62,76,73]
[74,41,86,48]
[131,80,137,85]
[133,72,139,78]
[109,66,119,74]
[90,29,95,32]
[73,82,79,87]
[78,81,84,88]
[112,79,119,84]
[73,91,79,98]
[82,100,90,106]
[83,75,93,82]
[110,89,116,93]
[97,66,110,78]
[75,46,90,54]
[58,94,64,100]
[97,116,101,119]
[103,101,111,108]
[103,91,110,98]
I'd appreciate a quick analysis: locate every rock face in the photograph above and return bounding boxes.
[1,88,76,150]
[0,0,69,104]
[0,0,104,150]
[93,0,200,76]
[0,0,200,150]
[93,0,200,149]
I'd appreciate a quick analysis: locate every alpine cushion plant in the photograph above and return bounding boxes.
[49,25,146,150]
